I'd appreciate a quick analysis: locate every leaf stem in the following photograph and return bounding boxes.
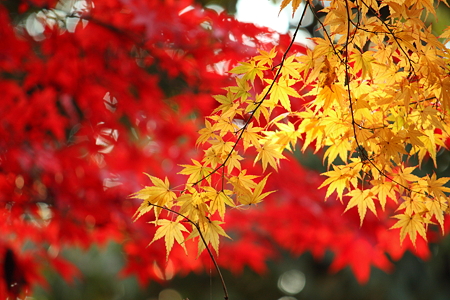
[149,204,229,300]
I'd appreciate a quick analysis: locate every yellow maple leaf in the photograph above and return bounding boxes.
[225,151,243,173]
[212,90,236,114]
[189,220,231,256]
[398,195,427,216]
[241,122,263,151]
[132,175,177,220]
[279,55,301,79]
[279,0,302,16]
[439,25,450,40]
[254,47,277,67]
[244,97,270,122]
[206,188,235,220]
[197,119,217,146]
[424,197,448,233]
[150,220,189,260]
[178,159,213,185]
[202,147,222,169]
[323,138,351,168]
[263,77,301,111]
[417,130,438,168]
[230,170,258,195]
[254,140,285,171]
[345,189,377,226]
[274,121,301,151]
[392,166,420,191]
[228,77,252,102]
[177,192,208,223]
[370,179,397,209]
[238,174,275,205]
[421,173,450,200]
[390,213,428,245]
[205,138,235,167]
[316,84,345,110]
[350,49,375,80]
[319,164,359,201]
[210,115,238,136]
[229,60,266,84]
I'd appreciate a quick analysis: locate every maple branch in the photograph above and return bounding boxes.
[348,18,385,35]
[190,2,311,187]
[341,2,359,51]
[221,167,226,191]
[338,0,439,204]
[358,0,418,75]
[149,204,229,300]
[309,8,345,65]
[340,2,389,178]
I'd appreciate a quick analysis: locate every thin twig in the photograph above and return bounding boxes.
[150,204,229,300]
[191,1,312,187]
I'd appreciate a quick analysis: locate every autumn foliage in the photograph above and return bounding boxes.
[133,0,450,288]
[1,0,450,298]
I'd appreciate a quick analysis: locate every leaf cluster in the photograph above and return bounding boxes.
[134,0,450,261]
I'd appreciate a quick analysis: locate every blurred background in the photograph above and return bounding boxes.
[31,234,450,300]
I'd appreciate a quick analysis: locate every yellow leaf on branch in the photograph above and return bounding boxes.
[229,60,267,84]
[390,213,429,245]
[345,189,377,226]
[279,0,302,15]
[238,174,275,205]
[189,220,231,256]
[179,159,213,185]
[350,49,375,80]
[254,47,276,67]
[149,220,189,260]
[319,164,360,201]
[254,140,285,171]
[206,188,235,220]
[132,175,177,220]
[263,76,301,112]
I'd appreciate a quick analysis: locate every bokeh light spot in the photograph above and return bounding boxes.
[159,289,182,300]
[277,269,306,295]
